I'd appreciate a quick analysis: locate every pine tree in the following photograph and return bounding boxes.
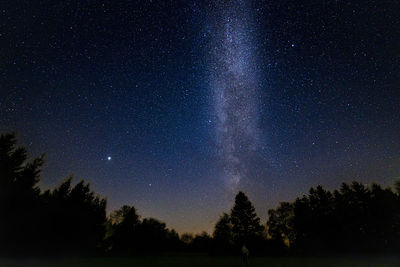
[0,132,44,254]
[230,191,263,245]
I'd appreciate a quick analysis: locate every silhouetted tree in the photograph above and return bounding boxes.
[3,132,400,256]
[191,231,213,253]
[0,132,44,255]
[332,182,400,253]
[366,183,400,252]
[1,132,192,256]
[267,202,294,247]
[212,213,234,254]
[292,185,335,252]
[266,181,400,254]
[181,233,194,245]
[136,218,173,253]
[107,205,140,254]
[230,192,264,248]
[39,177,107,255]
[165,228,183,251]
[106,205,183,255]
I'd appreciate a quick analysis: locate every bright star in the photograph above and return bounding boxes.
[107,156,111,161]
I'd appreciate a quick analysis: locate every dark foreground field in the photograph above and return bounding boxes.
[1,255,400,267]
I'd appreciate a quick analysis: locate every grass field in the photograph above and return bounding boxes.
[1,255,400,267]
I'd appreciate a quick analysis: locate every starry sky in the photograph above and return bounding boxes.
[1,1,399,234]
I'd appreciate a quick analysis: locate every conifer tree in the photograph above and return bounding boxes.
[230,191,263,245]
[0,132,44,254]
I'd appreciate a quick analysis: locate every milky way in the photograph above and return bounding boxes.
[3,0,398,234]
[210,1,261,191]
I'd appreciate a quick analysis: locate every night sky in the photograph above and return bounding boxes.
[1,1,399,234]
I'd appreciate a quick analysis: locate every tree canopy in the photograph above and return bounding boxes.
[267,182,400,254]
[1,132,400,257]
[0,132,44,254]
[230,191,264,245]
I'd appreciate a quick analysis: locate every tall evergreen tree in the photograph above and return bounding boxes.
[230,191,263,245]
[0,132,44,255]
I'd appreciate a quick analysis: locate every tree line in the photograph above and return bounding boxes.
[1,132,399,257]
[267,182,400,254]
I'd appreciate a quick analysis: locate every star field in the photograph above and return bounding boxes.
[1,0,399,234]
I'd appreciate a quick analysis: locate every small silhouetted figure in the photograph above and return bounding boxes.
[241,244,249,267]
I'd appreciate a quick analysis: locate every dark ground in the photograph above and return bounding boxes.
[1,255,400,267]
